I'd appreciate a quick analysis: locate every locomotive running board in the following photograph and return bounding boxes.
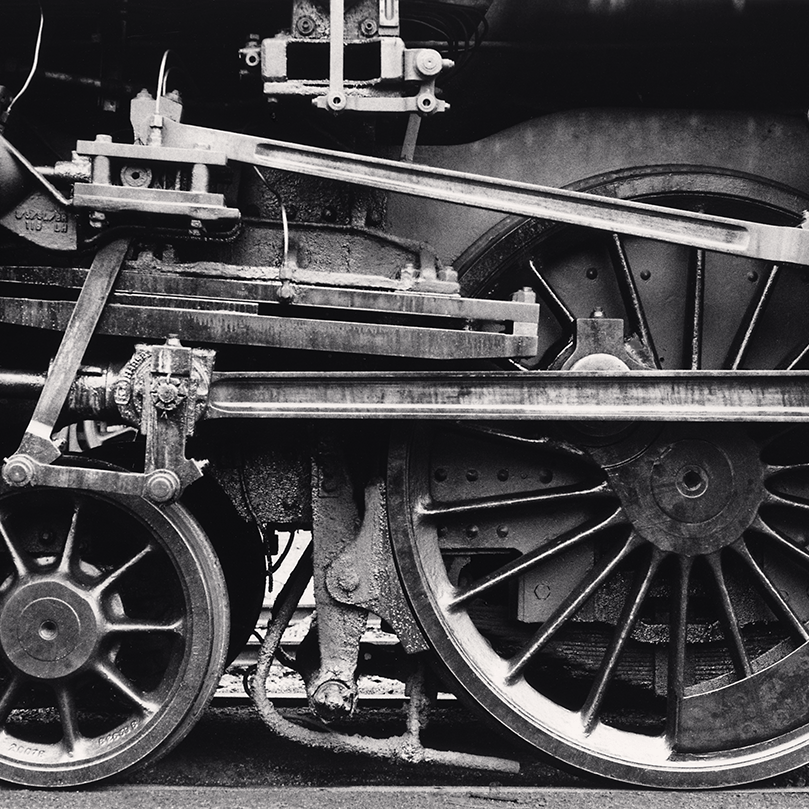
[205,370,809,422]
[163,119,809,266]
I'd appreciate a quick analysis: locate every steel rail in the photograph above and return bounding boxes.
[165,120,809,266]
[206,370,809,422]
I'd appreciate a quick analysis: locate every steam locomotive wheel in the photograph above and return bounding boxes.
[0,482,228,787]
[388,168,809,787]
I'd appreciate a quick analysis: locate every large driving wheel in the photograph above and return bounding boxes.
[0,476,228,787]
[388,168,809,787]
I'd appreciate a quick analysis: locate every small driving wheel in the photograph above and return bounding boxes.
[0,477,228,787]
[388,168,809,787]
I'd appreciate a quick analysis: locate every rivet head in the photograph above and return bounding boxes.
[434,468,448,482]
[337,570,360,593]
[466,469,479,482]
[539,469,554,484]
[497,525,509,538]
[497,469,509,481]
[466,525,479,539]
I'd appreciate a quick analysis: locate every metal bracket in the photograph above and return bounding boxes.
[326,478,427,653]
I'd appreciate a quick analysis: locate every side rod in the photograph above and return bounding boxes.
[163,119,809,266]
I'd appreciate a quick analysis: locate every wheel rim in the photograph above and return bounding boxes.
[389,168,809,787]
[0,484,228,787]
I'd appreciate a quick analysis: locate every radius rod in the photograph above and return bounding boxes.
[164,119,809,266]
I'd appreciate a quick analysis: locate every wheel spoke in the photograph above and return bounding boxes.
[581,546,664,733]
[0,675,23,726]
[93,660,158,714]
[527,259,575,327]
[731,539,809,642]
[762,490,809,516]
[608,233,659,364]
[453,423,591,461]
[448,507,626,609]
[0,515,31,579]
[751,514,809,565]
[422,480,613,519]
[726,264,780,370]
[56,502,81,575]
[666,555,692,739]
[684,246,705,370]
[91,543,156,596]
[784,339,809,371]
[54,683,82,753]
[505,531,643,683]
[705,552,752,679]
[763,462,809,480]
[103,617,184,636]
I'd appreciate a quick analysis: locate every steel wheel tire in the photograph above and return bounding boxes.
[388,167,809,788]
[0,481,228,787]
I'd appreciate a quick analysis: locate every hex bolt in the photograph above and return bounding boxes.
[534,582,551,601]
[144,470,181,504]
[438,266,458,284]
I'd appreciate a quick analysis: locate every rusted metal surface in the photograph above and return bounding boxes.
[251,542,519,774]
[305,433,370,721]
[326,478,428,654]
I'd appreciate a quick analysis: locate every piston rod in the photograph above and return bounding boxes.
[205,370,809,422]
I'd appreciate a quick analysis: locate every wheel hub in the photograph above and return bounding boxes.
[0,579,100,679]
[607,425,764,555]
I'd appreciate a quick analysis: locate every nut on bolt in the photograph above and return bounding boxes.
[144,469,181,504]
[511,286,536,304]
[296,15,316,36]
[3,455,37,487]
[360,18,378,36]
